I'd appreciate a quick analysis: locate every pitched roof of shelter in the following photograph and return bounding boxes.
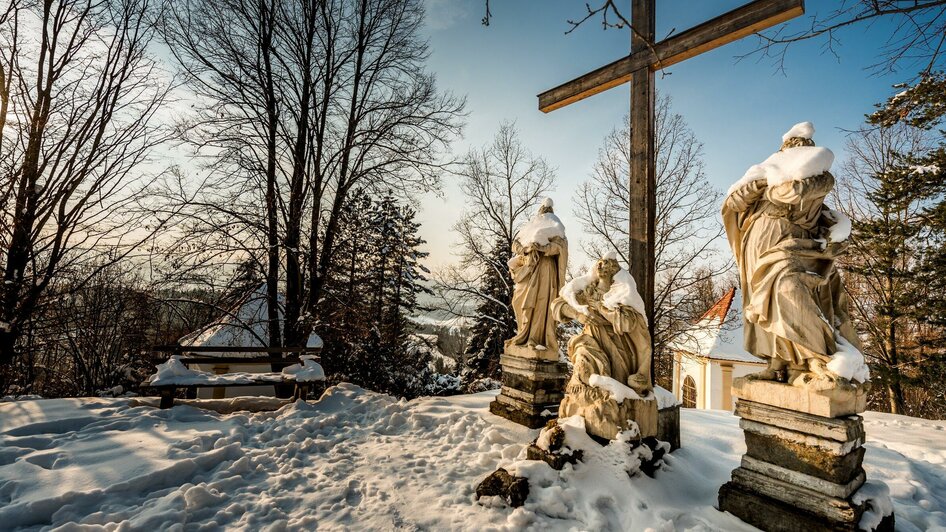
[179,284,322,357]
[700,287,737,324]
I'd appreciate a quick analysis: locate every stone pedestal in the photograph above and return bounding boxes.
[657,403,681,451]
[718,378,893,532]
[489,348,568,428]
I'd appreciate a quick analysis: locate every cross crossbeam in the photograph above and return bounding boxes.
[538,0,804,112]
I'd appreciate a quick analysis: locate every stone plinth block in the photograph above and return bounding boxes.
[489,350,568,428]
[505,342,560,362]
[736,400,865,441]
[732,377,868,418]
[718,480,893,532]
[657,404,681,451]
[559,391,658,440]
[719,398,893,531]
[743,427,866,484]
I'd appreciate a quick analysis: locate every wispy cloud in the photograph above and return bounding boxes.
[423,0,470,31]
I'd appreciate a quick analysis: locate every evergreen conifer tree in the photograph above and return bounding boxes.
[461,237,515,390]
[844,71,946,416]
[320,190,436,397]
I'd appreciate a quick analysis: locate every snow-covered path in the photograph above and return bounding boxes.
[0,386,943,531]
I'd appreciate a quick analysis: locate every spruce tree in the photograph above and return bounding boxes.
[320,190,436,398]
[851,71,946,416]
[842,151,927,413]
[461,237,515,390]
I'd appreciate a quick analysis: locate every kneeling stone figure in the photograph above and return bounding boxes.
[551,252,657,441]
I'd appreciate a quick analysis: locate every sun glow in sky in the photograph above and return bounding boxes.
[416,0,916,269]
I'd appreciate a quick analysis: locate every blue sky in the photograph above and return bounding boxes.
[415,0,917,269]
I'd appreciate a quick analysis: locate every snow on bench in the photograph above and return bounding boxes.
[145,355,325,408]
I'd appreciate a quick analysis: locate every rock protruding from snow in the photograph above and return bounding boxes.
[781,121,815,142]
[475,468,530,508]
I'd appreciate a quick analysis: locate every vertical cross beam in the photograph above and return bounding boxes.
[629,0,656,375]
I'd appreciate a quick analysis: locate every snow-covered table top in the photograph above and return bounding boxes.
[147,355,325,386]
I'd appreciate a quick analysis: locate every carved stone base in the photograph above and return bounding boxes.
[732,377,868,418]
[489,351,568,428]
[657,404,681,451]
[559,390,658,440]
[718,388,893,532]
[719,481,894,532]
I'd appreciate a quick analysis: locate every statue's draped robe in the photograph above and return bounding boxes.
[508,237,567,352]
[551,294,654,438]
[722,172,859,366]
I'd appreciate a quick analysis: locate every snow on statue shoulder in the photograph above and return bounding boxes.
[722,121,869,391]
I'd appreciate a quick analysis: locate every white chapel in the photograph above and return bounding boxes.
[670,287,764,411]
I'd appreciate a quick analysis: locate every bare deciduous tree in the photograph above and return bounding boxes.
[746,0,946,75]
[158,0,463,352]
[436,122,555,324]
[0,0,172,375]
[160,0,286,348]
[573,95,728,387]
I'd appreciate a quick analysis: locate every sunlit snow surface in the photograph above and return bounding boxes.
[0,388,943,531]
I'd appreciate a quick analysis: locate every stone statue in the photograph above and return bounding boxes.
[550,253,656,440]
[722,122,865,388]
[507,198,568,355]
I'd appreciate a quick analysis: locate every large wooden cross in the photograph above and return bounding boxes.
[539,0,804,359]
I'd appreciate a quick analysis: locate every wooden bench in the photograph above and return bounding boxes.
[142,346,324,409]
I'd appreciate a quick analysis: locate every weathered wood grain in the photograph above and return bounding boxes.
[629,0,656,341]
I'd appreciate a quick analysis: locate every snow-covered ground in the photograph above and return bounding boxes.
[0,387,943,531]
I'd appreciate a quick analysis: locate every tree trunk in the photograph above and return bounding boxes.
[283,11,316,350]
[884,318,906,414]
[261,0,281,349]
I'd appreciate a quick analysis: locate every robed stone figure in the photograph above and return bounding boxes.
[550,254,656,440]
[723,134,861,385]
[507,200,567,355]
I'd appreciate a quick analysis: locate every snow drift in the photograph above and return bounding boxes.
[0,388,942,530]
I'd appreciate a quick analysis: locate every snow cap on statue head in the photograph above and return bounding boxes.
[595,251,621,279]
[538,197,554,214]
[780,121,816,150]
